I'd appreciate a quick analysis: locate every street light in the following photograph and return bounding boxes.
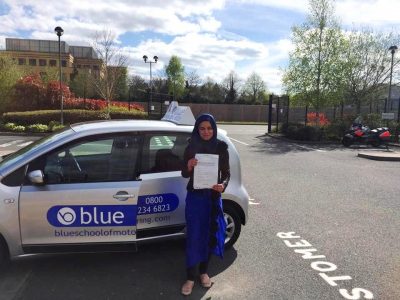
[54,26,64,125]
[143,55,158,115]
[387,45,397,114]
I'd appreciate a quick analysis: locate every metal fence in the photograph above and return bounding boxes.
[131,92,400,125]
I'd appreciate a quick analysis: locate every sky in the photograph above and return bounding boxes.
[0,0,400,94]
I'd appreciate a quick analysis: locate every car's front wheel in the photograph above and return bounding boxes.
[0,236,10,269]
[223,204,242,249]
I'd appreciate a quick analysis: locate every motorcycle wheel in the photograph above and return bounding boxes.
[342,136,353,147]
[371,140,381,147]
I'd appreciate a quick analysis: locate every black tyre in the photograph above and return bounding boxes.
[342,136,353,147]
[223,204,242,249]
[0,236,10,269]
[371,140,381,147]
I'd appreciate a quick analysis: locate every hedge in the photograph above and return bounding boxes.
[2,109,148,126]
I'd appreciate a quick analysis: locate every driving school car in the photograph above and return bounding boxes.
[0,103,249,265]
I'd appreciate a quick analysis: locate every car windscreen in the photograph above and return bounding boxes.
[0,127,74,172]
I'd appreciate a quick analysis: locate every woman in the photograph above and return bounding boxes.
[181,114,230,296]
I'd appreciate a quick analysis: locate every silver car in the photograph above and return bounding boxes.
[0,118,249,265]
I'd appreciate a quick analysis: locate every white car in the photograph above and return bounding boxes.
[0,104,249,265]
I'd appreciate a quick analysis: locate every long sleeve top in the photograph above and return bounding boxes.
[181,139,230,194]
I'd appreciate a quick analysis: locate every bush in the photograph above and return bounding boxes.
[109,110,148,120]
[2,110,106,126]
[13,125,26,132]
[307,112,330,126]
[2,122,26,132]
[322,119,348,141]
[51,124,66,132]
[2,109,149,127]
[27,124,49,133]
[3,122,17,130]
[362,113,383,129]
[387,121,400,142]
[48,120,61,131]
[282,122,323,141]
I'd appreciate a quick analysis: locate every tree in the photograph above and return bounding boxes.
[114,66,128,101]
[184,70,202,102]
[283,0,347,120]
[242,72,267,104]
[344,29,400,113]
[0,55,25,113]
[12,73,44,111]
[91,30,128,118]
[69,70,96,99]
[11,73,71,111]
[199,77,224,103]
[222,71,241,104]
[128,75,148,101]
[40,66,60,85]
[165,55,185,100]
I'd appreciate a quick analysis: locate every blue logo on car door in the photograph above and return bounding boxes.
[47,205,137,227]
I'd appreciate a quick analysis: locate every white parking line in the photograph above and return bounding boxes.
[295,144,326,152]
[0,140,24,148]
[17,141,33,147]
[229,137,249,146]
[249,198,260,205]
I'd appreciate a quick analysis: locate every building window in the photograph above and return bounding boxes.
[18,58,26,65]
[29,59,37,66]
[93,65,99,70]
[39,59,47,66]
[62,60,67,67]
[49,60,57,67]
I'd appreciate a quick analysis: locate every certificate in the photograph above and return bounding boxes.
[193,154,219,189]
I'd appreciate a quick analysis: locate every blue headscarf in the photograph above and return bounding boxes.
[190,114,218,154]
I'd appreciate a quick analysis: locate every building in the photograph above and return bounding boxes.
[1,38,102,81]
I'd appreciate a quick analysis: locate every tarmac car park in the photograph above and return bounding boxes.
[0,103,249,266]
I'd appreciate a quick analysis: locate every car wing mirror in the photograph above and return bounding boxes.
[27,170,45,185]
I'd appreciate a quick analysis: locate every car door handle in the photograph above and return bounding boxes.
[113,192,135,200]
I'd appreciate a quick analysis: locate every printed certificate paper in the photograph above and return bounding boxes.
[193,154,219,189]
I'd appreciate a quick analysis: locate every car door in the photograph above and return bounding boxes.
[136,132,190,238]
[19,133,142,246]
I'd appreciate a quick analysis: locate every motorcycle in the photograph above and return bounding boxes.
[342,118,391,147]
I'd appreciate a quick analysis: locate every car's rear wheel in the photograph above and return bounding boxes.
[223,204,241,249]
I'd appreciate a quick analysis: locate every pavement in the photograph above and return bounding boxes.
[265,132,400,161]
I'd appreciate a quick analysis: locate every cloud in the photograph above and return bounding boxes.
[0,0,225,39]
[124,32,289,93]
[232,0,309,13]
[336,0,400,28]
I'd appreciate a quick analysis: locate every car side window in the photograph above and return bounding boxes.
[26,134,141,184]
[141,133,189,173]
[1,166,26,187]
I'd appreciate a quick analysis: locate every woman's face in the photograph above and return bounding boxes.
[198,121,214,141]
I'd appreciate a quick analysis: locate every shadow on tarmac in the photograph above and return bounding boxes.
[0,239,237,299]
[251,135,390,155]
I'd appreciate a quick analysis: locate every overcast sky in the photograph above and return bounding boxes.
[0,0,399,94]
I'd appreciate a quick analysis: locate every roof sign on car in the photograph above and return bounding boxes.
[161,101,195,125]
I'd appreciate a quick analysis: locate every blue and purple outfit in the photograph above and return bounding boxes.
[181,114,230,280]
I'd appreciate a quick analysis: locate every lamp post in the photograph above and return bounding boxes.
[54,26,64,125]
[387,45,397,114]
[143,55,158,115]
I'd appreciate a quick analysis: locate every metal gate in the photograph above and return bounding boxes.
[267,94,289,133]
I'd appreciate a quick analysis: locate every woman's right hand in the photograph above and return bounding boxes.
[187,158,198,172]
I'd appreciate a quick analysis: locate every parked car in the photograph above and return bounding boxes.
[0,106,249,266]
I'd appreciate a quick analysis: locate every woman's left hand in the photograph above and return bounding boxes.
[212,184,224,193]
